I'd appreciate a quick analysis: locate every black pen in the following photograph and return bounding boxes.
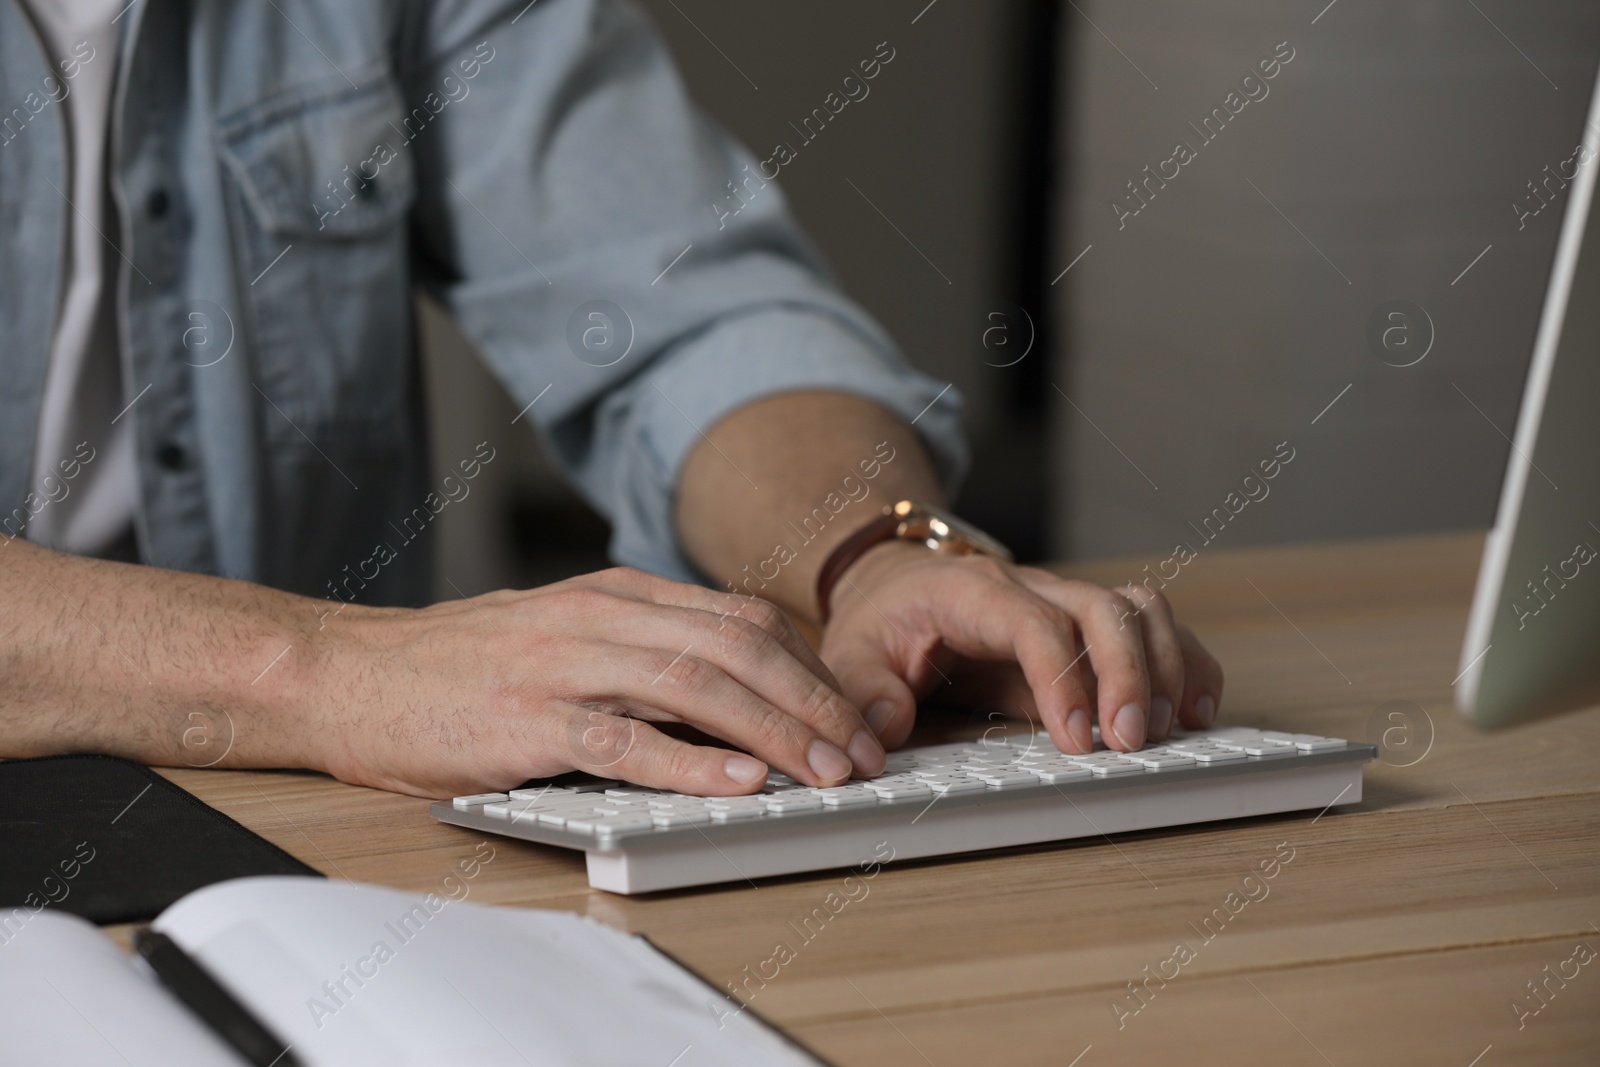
[133,928,304,1067]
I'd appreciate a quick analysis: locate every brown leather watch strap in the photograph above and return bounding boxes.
[815,509,901,623]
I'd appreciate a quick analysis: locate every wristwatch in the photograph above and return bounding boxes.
[816,500,1014,622]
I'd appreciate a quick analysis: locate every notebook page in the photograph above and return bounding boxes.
[0,909,248,1067]
[155,877,817,1067]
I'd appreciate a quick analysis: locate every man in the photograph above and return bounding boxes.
[0,0,1222,798]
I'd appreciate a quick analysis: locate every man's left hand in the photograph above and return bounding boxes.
[819,541,1225,754]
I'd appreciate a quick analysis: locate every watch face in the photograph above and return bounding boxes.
[895,501,1013,561]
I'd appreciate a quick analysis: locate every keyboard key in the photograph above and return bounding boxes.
[762,794,824,813]
[971,770,1041,788]
[1125,753,1197,770]
[817,787,880,807]
[482,800,548,820]
[1034,767,1093,784]
[864,772,928,787]
[709,807,765,822]
[592,815,656,837]
[651,810,712,827]
[761,784,819,797]
[705,797,767,812]
[1242,741,1298,757]
[1065,754,1138,767]
[452,793,509,809]
[925,776,989,794]
[865,781,934,800]
[1293,738,1347,752]
[536,810,577,827]
[1086,761,1146,777]
[591,803,642,815]
[530,808,591,829]
[509,786,574,801]
[959,761,1016,775]
[1188,748,1247,763]
[647,794,708,806]
[647,807,711,823]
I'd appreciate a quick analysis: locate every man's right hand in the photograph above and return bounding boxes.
[314,568,885,798]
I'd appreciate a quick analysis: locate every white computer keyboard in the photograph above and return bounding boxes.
[431,725,1374,893]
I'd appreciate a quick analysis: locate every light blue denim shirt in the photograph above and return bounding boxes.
[0,0,966,605]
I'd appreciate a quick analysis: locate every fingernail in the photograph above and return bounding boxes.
[866,699,897,737]
[848,729,886,775]
[1066,707,1093,752]
[1196,694,1217,728]
[807,739,853,784]
[1149,696,1173,740]
[1111,703,1146,750]
[724,754,767,786]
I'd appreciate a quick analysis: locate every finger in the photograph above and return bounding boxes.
[946,633,1096,754]
[1049,628,1096,753]
[589,568,847,694]
[607,603,884,777]
[581,641,864,787]
[823,632,923,750]
[947,666,1071,756]
[569,714,771,796]
[1114,585,1185,742]
[710,594,843,690]
[1175,625,1224,729]
[1011,574,1151,751]
[883,557,1095,753]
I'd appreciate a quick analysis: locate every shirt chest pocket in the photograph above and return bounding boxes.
[216,77,418,446]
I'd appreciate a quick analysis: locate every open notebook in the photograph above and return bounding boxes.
[0,877,818,1067]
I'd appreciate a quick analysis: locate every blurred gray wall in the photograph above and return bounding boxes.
[1051,1,1600,561]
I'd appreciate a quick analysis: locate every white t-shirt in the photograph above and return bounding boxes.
[21,0,137,557]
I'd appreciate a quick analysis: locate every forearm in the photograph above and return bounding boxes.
[674,390,945,623]
[0,538,323,770]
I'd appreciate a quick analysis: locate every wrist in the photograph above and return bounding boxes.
[824,538,928,621]
[209,592,377,775]
[272,598,400,781]
[815,500,1012,623]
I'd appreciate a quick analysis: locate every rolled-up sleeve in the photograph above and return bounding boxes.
[402,0,968,582]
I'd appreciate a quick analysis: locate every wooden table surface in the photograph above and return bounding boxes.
[123,532,1600,1065]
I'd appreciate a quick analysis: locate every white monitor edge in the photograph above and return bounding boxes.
[1457,70,1600,720]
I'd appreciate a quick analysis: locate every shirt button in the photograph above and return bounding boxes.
[146,188,170,219]
[156,442,187,471]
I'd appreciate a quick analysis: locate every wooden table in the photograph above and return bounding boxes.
[122,532,1600,1065]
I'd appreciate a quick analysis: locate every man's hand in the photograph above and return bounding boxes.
[675,390,1226,756]
[0,538,882,801]
[818,540,1224,754]
[318,567,885,797]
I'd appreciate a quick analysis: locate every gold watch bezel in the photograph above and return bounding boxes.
[889,500,1014,562]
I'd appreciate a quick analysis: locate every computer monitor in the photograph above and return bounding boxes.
[1457,67,1600,729]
